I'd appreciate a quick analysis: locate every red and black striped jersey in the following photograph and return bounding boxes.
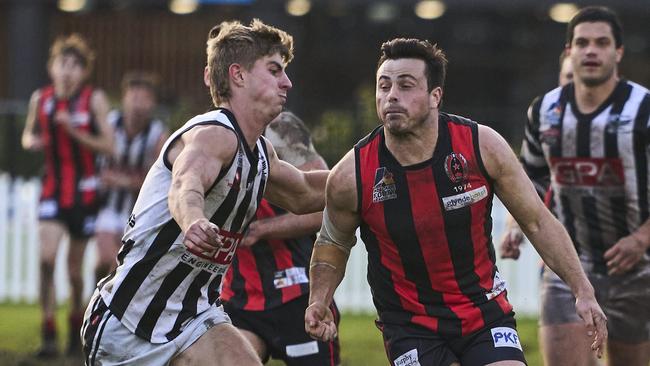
[37,84,99,209]
[221,199,313,310]
[355,113,512,337]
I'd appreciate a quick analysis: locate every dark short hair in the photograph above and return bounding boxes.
[376,38,447,92]
[566,6,623,48]
[121,70,160,97]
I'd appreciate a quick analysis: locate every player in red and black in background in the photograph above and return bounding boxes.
[21,34,113,359]
[305,38,608,366]
[221,111,340,366]
[502,6,650,366]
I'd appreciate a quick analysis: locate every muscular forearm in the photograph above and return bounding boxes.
[297,170,329,214]
[169,182,206,233]
[524,212,594,297]
[309,242,349,306]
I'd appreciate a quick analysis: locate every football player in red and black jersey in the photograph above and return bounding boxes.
[22,34,113,358]
[306,37,607,366]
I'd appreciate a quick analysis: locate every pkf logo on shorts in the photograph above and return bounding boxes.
[491,327,522,351]
[394,349,420,366]
[373,167,397,203]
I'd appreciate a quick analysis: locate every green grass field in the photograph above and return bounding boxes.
[0,303,542,366]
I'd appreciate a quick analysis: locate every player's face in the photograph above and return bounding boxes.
[567,21,622,87]
[559,57,574,86]
[49,53,87,97]
[123,86,156,127]
[376,58,439,136]
[244,53,292,122]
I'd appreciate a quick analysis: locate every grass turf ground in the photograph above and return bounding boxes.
[0,303,542,365]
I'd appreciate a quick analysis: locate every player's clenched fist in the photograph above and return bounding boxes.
[305,301,337,342]
[183,218,222,255]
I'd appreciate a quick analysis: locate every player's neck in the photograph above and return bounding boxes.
[53,84,81,100]
[219,100,266,150]
[573,76,619,115]
[384,116,438,166]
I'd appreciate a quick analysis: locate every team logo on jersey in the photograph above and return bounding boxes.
[544,101,563,126]
[606,114,633,133]
[444,152,468,183]
[372,167,397,203]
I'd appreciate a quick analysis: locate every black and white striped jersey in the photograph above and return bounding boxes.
[97,108,269,343]
[100,110,166,213]
[522,80,650,272]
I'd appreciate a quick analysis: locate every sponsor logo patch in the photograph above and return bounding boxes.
[550,157,625,187]
[286,341,319,357]
[442,186,488,211]
[274,267,309,289]
[186,229,242,265]
[491,327,522,350]
[372,167,397,203]
[394,349,420,366]
[444,152,468,183]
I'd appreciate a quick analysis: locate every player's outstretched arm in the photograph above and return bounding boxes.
[306,150,359,342]
[263,138,329,215]
[168,125,237,254]
[479,125,607,358]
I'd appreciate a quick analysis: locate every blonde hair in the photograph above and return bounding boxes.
[206,19,293,106]
[48,33,95,74]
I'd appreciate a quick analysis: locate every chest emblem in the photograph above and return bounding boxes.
[372,167,397,203]
[444,152,468,183]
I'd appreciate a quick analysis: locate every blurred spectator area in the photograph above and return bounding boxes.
[1,0,649,173]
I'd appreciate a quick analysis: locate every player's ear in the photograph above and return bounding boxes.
[430,87,442,109]
[203,66,210,87]
[228,63,245,88]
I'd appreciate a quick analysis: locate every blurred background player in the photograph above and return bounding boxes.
[94,71,169,283]
[20,33,113,358]
[221,111,340,366]
[503,6,650,366]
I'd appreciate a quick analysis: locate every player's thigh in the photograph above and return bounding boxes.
[173,322,261,366]
[238,328,268,361]
[39,220,67,262]
[540,322,600,366]
[607,340,650,366]
[68,237,89,274]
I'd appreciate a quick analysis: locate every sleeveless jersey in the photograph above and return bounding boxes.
[355,113,512,337]
[220,199,313,310]
[521,80,650,272]
[100,110,166,213]
[97,108,269,343]
[37,85,99,208]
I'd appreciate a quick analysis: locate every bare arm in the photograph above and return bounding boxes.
[306,150,360,342]
[168,125,237,253]
[58,89,114,155]
[263,138,328,215]
[22,90,43,151]
[479,125,607,356]
[241,157,328,247]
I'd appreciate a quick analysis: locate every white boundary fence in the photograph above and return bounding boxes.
[0,173,542,315]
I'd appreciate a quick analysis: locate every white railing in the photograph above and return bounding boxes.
[0,173,541,315]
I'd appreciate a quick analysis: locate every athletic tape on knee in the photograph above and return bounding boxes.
[315,207,357,254]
